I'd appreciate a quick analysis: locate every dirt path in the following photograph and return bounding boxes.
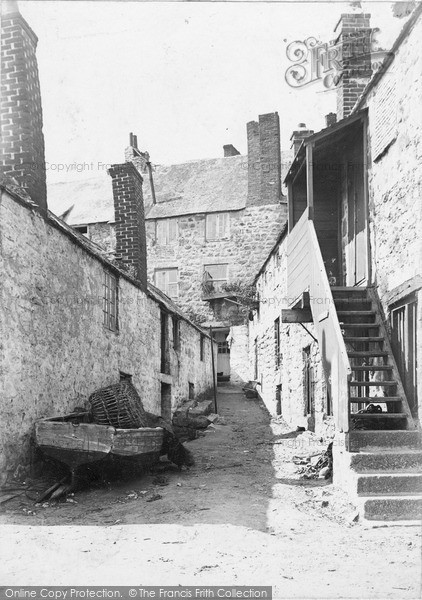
[0,386,421,598]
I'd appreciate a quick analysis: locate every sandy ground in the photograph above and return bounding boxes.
[0,386,421,598]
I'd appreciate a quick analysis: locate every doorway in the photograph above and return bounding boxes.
[345,152,367,286]
[161,383,172,422]
[303,346,315,432]
[214,329,230,381]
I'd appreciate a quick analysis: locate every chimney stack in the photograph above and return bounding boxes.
[325,112,337,127]
[108,162,148,290]
[290,123,314,156]
[0,1,47,213]
[247,112,281,206]
[334,12,373,119]
[223,144,240,157]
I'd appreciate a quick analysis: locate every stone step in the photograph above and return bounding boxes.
[350,450,422,473]
[361,496,422,521]
[357,473,422,496]
[350,412,407,419]
[348,430,421,452]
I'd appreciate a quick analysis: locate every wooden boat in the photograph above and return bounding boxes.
[35,411,164,477]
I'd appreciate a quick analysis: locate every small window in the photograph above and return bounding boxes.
[155,268,179,299]
[206,213,230,240]
[172,317,180,350]
[74,225,88,236]
[200,334,205,361]
[103,270,118,331]
[156,219,178,245]
[217,340,230,354]
[203,264,228,293]
[119,371,132,382]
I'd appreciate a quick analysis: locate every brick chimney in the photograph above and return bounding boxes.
[223,144,240,157]
[247,112,281,206]
[124,132,156,206]
[0,0,47,213]
[334,12,373,119]
[325,112,337,127]
[290,123,314,156]
[108,162,148,290]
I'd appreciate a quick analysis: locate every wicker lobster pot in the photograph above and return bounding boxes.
[89,381,149,429]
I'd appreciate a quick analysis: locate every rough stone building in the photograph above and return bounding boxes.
[48,117,292,383]
[0,2,215,484]
[248,8,422,520]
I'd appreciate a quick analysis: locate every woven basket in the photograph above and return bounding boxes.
[89,381,149,429]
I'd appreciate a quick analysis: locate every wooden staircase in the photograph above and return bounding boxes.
[331,286,422,521]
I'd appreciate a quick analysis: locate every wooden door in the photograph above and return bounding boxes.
[346,159,367,286]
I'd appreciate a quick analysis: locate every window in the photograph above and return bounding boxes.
[217,339,230,354]
[103,270,118,331]
[274,317,281,369]
[206,213,230,240]
[156,219,178,245]
[74,225,88,236]
[203,264,228,293]
[200,334,205,361]
[155,268,179,299]
[172,317,180,350]
[390,294,417,414]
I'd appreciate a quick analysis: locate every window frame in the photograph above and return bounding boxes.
[103,270,118,332]
[154,268,179,299]
[274,316,281,369]
[156,218,178,246]
[203,263,228,293]
[205,212,230,241]
[200,334,205,362]
[172,317,180,351]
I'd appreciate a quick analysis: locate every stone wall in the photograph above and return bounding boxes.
[145,203,287,320]
[0,189,214,483]
[248,236,334,437]
[362,14,422,415]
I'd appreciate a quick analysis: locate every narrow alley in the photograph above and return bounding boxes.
[0,386,420,598]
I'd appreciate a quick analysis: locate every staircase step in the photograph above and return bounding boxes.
[344,336,384,342]
[348,351,389,357]
[349,380,397,386]
[357,473,422,496]
[350,450,422,473]
[342,323,380,329]
[351,413,407,419]
[361,496,422,521]
[352,366,393,371]
[349,397,401,402]
[348,430,421,451]
[337,311,376,316]
[331,285,368,296]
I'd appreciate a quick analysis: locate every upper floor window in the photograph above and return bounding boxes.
[156,219,178,245]
[274,316,281,368]
[155,268,179,299]
[203,264,228,293]
[206,212,230,240]
[173,317,180,350]
[103,270,118,332]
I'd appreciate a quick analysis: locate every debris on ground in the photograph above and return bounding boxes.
[294,442,333,480]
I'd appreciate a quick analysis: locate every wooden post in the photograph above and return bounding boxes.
[306,143,314,220]
[209,326,218,413]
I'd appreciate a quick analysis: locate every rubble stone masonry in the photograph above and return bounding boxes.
[248,236,334,438]
[362,14,422,414]
[0,189,214,483]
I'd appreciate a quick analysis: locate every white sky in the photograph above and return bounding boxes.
[18,1,407,183]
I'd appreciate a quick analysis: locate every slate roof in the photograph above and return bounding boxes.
[47,151,292,225]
